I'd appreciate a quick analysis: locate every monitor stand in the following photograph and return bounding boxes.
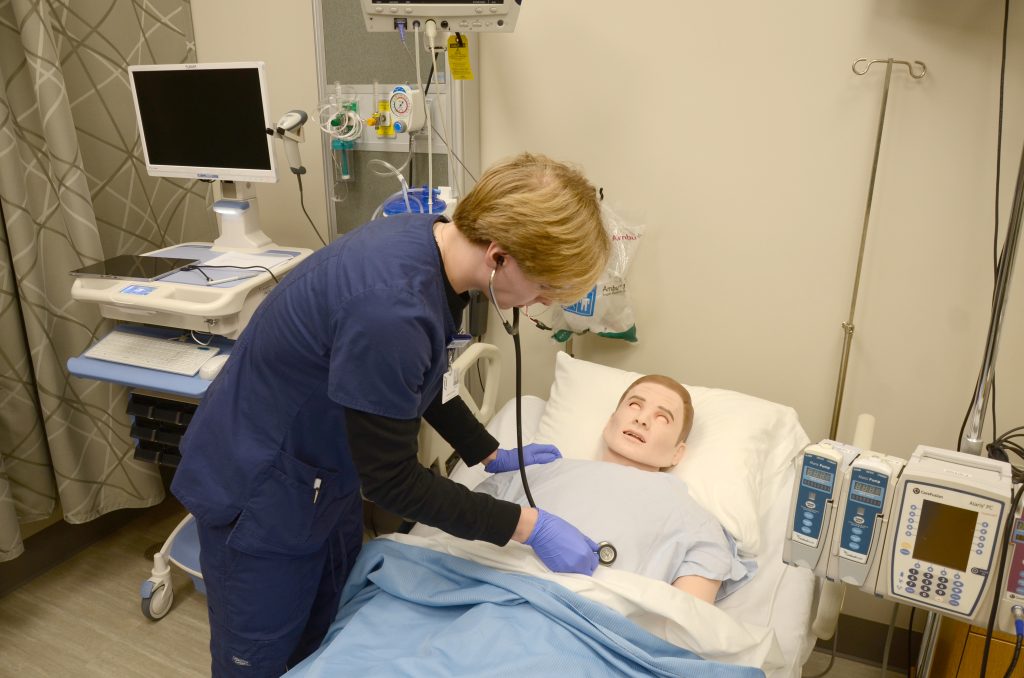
[212,180,272,250]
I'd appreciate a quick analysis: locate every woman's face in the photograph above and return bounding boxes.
[487,256,552,309]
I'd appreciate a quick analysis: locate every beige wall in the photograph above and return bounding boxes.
[477,1,1024,626]
[191,1,328,249]
[191,0,1024,631]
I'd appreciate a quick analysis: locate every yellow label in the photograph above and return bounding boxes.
[447,34,474,81]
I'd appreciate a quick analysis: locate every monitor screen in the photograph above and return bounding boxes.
[912,499,977,571]
[129,63,276,182]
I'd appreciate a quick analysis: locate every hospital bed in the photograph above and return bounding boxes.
[286,350,820,677]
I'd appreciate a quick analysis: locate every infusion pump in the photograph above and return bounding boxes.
[785,443,1016,628]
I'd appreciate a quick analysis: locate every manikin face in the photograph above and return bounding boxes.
[601,382,687,471]
[486,252,552,309]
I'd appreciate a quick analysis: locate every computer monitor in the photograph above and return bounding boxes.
[128,62,277,183]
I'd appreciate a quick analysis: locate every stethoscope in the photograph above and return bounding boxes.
[487,264,617,567]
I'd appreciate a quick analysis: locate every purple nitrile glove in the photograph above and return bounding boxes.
[525,509,600,575]
[484,443,562,473]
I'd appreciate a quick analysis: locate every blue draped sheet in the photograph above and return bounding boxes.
[286,539,764,677]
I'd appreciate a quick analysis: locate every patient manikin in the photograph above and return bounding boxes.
[475,376,754,604]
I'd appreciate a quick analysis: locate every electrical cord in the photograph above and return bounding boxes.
[296,174,327,248]
[988,426,1024,484]
[182,264,279,284]
[881,604,898,678]
[907,608,915,677]
[803,630,838,678]
[958,0,1010,453]
[980,482,1024,677]
[1004,606,1024,678]
[189,330,213,346]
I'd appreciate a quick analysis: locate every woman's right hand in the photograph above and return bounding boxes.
[517,508,599,575]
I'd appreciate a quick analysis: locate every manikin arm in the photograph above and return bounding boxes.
[672,575,721,605]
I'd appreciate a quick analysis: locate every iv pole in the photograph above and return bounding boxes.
[829,58,927,439]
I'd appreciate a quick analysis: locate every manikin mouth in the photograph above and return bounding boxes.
[623,430,646,443]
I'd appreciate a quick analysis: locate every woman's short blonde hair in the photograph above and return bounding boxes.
[453,152,610,303]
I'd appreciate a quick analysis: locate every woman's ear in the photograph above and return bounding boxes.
[484,242,508,270]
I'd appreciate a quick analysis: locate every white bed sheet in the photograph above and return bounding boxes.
[413,395,817,677]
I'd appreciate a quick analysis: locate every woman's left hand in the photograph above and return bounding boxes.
[484,443,562,473]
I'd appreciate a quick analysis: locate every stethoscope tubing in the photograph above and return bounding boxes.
[487,267,613,564]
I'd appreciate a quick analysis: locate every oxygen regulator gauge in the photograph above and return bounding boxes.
[388,86,425,134]
[390,92,410,116]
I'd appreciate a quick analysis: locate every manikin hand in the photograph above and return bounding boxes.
[484,443,562,473]
[525,509,599,575]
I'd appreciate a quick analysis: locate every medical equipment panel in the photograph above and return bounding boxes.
[360,0,522,33]
[826,453,904,587]
[879,445,1011,622]
[783,441,860,575]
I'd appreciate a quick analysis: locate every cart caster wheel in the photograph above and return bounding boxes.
[140,579,173,620]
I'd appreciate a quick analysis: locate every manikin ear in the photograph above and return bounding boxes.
[669,441,687,467]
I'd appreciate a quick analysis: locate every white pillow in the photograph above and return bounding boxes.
[533,352,808,557]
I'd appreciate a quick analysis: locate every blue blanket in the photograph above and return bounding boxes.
[286,539,763,677]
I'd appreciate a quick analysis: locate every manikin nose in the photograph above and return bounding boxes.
[633,415,649,429]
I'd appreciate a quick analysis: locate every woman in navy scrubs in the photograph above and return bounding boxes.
[171,152,611,676]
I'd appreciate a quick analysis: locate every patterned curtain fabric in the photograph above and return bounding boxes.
[0,0,214,561]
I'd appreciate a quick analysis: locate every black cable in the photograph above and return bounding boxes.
[980,482,1024,677]
[296,174,327,248]
[959,0,1011,453]
[423,60,435,96]
[907,608,915,677]
[512,308,536,508]
[428,122,479,184]
[182,264,279,284]
[1005,633,1023,678]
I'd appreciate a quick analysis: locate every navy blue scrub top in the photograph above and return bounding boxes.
[173,213,455,530]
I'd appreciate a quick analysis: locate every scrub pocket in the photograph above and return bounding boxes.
[227,453,350,557]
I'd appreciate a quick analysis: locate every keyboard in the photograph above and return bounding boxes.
[84,331,220,376]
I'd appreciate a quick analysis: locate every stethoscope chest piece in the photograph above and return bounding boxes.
[597,541,617,566]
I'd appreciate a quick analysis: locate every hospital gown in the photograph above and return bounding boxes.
[475,458,755,599]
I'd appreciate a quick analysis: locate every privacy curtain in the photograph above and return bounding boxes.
[0,0,215,561]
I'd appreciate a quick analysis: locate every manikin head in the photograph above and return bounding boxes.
[601,376,695,472]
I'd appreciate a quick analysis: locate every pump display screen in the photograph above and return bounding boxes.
[802,467,834,492]
[912,500,977,571]
[852,481,884,507]
[853,481,881,496]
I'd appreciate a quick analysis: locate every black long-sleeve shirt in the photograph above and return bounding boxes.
[343,246,520,545]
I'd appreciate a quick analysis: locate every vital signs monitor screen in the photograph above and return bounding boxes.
[912,500,977,571]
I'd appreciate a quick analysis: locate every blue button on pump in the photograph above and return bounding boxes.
[801,527,811,534]
[900,549,910,555]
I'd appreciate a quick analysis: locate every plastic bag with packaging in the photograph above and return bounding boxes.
[548,203,644,343]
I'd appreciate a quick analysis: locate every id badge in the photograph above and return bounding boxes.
[441,367,460,404]
[442,334,471,404]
